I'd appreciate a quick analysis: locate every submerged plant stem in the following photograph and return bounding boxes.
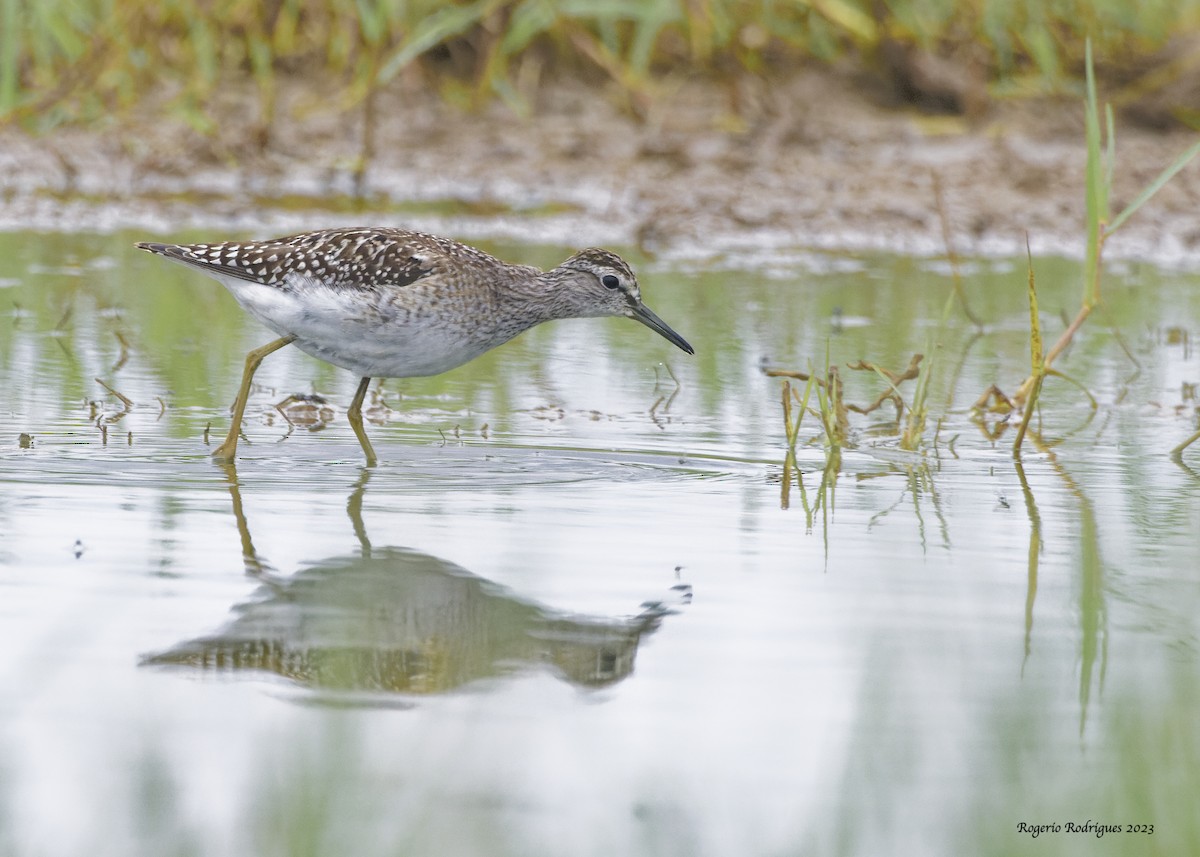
[1171,428,1200,457]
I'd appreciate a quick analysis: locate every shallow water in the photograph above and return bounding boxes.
[2,231,1199,856]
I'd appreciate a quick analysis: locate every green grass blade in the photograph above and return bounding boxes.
[355,0,388,45]
[0,0,18,114]
[378,0,500,83]
[1104,104,1116,191]
[503,0,558,54]
[1014,241,1043,454]
[191,16,219,92]
[1027,250,1043,377]
[1083,39,1106,306]
[798,374,816,437]
[628,0,679,78]
[808,0,878,43]
[1107,139,1200,235]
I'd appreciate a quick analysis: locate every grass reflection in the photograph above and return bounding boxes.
[864,463,950,556]
[10,662,1195,857]
[1013,456,1041,671]
[828,651,1200,857]
[1028,437,1108,737]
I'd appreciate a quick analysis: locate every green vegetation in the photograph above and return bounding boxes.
[1011,242,1043,453]
[773,41,1200,460]
[4,0,1200,129]
[1006,40,1200,453]
[769,352,927,459]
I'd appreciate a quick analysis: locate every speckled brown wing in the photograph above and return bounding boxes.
[136,228,441,292]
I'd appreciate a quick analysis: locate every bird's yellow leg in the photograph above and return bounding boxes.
[347,376,377,467]
[212,335,296,461]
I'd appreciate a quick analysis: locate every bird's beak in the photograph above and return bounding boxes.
[629,302,694,355]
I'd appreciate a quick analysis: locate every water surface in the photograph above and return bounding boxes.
[2,232,1198,856]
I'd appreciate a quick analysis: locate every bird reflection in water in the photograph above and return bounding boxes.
[142,466,691,699]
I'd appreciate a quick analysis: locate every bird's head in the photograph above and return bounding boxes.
[549,248,694,355]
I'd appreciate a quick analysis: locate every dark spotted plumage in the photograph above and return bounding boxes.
[136,226,693,464]
[133,227,512,292]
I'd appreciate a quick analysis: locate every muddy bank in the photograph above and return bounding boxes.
[3,67,1200,268]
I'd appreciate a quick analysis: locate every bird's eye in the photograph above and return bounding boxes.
[601,274,621,289]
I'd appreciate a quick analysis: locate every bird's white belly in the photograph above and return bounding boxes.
[294,322,494,378]
[222,276,502,378]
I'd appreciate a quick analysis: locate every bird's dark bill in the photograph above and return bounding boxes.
[630,303,694,355]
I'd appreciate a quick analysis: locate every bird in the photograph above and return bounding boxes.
[136,227,694,465]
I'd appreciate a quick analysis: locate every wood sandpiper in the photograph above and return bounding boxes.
[137,227,694,465]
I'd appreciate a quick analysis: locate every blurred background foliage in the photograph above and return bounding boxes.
[4,0,1200,132]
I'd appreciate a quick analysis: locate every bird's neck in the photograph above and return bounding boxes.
[497,267,578,322]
